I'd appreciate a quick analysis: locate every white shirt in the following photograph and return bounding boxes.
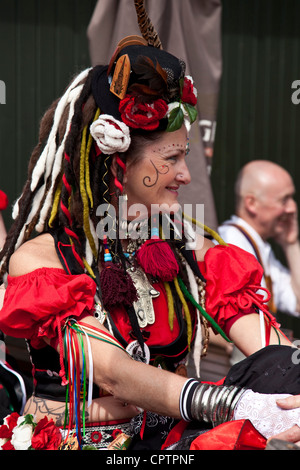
[218,215,299,317]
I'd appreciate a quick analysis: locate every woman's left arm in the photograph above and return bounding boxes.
[228,313,291,357]
[194,237,292,356]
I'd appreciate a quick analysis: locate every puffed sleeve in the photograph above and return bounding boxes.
[0,267,97,348]
[199,244,279,336]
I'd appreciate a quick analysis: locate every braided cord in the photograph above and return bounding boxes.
[183,212,227,246]
[177,276,231,342]
[174,277,193,349]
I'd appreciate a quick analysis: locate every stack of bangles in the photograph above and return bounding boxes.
[180,378,247,426]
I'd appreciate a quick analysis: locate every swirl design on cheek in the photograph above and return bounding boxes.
[143,160,170,187]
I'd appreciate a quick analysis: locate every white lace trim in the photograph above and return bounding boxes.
[234,390,300,438]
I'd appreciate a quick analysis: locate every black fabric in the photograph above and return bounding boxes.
[92,65,122,120]
[28,342,66,402]
[0,354,33,421]
[128,413,212,451]
[50,228,84,275]
[121,45,183,71]
[224,345,300,395]
[28,341,100,403]
[129,413,177,451]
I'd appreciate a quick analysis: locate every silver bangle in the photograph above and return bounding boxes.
[215,386,235,425]
[190,383,247,426]
[211,386,225,424]
[226,387,247,421]
[191,383,210,422]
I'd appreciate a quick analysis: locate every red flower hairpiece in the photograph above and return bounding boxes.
[166,76,198,132]
[181,76,197,106]
[119,95,168,131]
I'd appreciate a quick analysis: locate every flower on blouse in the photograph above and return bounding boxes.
[10,415,35,450]
[31,416,62,450]
[0,413,62,450]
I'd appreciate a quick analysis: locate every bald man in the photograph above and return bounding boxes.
[219,160,300,317]
[218,160,300,447]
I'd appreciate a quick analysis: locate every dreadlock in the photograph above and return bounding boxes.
[0,67,107,279]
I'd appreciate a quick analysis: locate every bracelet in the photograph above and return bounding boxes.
[189,383,247,426]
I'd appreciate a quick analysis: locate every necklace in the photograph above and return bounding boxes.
[120,218,149,263]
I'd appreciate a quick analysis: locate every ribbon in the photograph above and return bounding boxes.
[236,285,281,346]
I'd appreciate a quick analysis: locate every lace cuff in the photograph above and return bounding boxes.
[234,390,300,439]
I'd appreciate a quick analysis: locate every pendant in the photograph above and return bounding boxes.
[127,266,160,328]
[126,340,150,364]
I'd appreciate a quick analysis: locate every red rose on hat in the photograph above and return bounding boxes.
[181,76,197,106]
[119,95,168,131]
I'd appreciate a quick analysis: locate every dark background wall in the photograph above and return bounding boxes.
[0,0,97,228]
[0,0,300,335]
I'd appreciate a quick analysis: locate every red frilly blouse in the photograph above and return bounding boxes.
[0,244,277,351]
[0,190,8,211]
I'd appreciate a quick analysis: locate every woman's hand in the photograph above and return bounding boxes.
[266,395,300,446]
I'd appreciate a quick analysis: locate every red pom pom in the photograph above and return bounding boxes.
[100,262,138,309]
[0,190,8,211]
[136,239,179,281]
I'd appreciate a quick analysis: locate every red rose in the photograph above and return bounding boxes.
[1,440,15,450]
[181,77,197,106]
[0,425,11,439]
[31,417,62,450]
[119,95,168,130]
[0,412,20,439]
